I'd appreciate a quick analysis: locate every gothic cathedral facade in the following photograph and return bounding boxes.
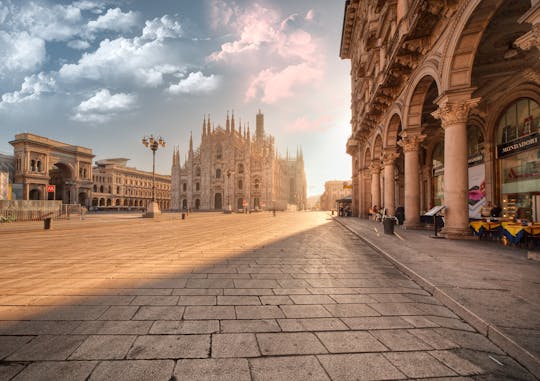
[171,110,307,212]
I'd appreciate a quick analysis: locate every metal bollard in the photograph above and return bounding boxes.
[43,218,52,230]
[181,213,185,220]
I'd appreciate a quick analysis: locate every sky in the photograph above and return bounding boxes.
[0,0,352,196]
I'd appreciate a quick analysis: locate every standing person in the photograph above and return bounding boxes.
[395,206,404,225]
[372,205,378,221]
[491,203,502,218]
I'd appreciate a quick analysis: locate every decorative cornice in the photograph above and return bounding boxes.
[369,160,382,174]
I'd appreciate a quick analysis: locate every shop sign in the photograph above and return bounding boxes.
[497,132,539,158]
[468,153,483,166]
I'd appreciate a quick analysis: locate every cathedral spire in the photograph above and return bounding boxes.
[207,114,211,136]
[189,131,193,153]
[231,110,235,133]
[202,115,206,137]
[226,110,230,133]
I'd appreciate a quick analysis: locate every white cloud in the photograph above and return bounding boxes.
[59,15,184,87]
[0,31,46,77]
[0,72,56,107]
[67,39,91,50]
[87,8,138,33]
[14,2,82,42]
[72,88,137,123]
[141,15,182,41]
[167,72,220,94]
[245,63,322,104]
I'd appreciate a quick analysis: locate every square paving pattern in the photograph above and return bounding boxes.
[0,212,535,380]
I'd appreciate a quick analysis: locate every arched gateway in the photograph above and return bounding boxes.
[9,133,94,206]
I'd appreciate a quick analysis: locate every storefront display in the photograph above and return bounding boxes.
[497,98,540,221]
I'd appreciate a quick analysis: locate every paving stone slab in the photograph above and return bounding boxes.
[0,363,24,381]
[257,332,327,355]
[8,335,87,361]
[342,316,414,330]
[127,334,210,359]
[280,304,332,318]
[99,306,139,320]
[89,360,174,381]
[316,330,388,353]
[174,358,251,381]
[217,295,261,305]
[149,320,219,334]
[73,320,152,335]
[220,319,281,333]
[132,306,185,320]
[211,333,260,357]
[0,336,34,359]
[323,303,380,317]
[318,353,405,381]
[11,361,97,381]
[70,335,136,360]
[430,350,484,376]
[278,318,348,332]
[184,306,236,320]
[236,305,285,319]
[250,355,330,381]
[384,351,457,378]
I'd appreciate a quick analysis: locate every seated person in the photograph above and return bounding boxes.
[480,201,492,218]
[490,204,502,218]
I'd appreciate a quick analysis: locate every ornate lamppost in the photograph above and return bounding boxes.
[141,134,166,218]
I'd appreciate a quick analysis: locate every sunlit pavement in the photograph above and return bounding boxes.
[0,212,537,380]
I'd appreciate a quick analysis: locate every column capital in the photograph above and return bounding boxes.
[398,132,426,153]
[432,98,480,127]
[369,160,382,174]
[382,150,400,165]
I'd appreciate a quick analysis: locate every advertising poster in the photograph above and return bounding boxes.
[468,163,486,218]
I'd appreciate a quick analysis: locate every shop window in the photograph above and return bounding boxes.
[498,98,540,144]
[467,126,484,156]
[432,142,444,207]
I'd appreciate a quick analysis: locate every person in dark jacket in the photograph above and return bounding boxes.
[395,206,405,225]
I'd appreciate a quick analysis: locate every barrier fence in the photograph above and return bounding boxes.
[0,201,81,222]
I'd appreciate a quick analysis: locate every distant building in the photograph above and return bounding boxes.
[9,133,94,204]
[320,180,352,211]
[92,158,171,211]
[171,110,307,211]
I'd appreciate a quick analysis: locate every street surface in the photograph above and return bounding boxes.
[0,212,536,380]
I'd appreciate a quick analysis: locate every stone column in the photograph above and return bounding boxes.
[370,161,381,209]
[382,151,400,215]
[483,145,495,204]
[432,98,480,238]
[399,132,425,228]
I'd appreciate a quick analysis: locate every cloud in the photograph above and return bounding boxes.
[67,39,91,50]
[245,63,322,104]
[0,72,56,107]
[59,15,184,87]
[14,2,83,42]
[208,1,323,104]
[72,88,137,123]
[87,8,138,33]
[167,72,220,94]
[0,31,46,77]
[141,15,182,41]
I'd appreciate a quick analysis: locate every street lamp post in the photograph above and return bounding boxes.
[226,169,234,213]
[141,134,166,218]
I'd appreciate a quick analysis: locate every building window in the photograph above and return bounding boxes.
[238,163,244,174]
[196,182,200,191]
[216,144,222,160]
[100,185,104,193]
[498,98,540,144]
[196,167,201,177]
[93,185,97,192]
[216,168,221,178]
[117,186,120,194]
[238,179,243,189]
[182,183,187,192]
[254,179,260,189]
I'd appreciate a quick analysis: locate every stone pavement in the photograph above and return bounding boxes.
[0,211,537,380]
[336,216,540,379]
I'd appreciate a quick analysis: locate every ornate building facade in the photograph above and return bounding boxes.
[320,180,352,211]
[340,0,539,238]
[171,110,307,211]
[92,158,171,211]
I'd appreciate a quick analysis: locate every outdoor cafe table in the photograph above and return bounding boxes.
[469,220,501,238]
[500,222,540,245]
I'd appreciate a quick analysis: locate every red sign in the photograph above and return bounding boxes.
[242,199,247,206]
[261,202,266,207]
[46,185,55,193]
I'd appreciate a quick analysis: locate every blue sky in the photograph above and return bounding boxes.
[0,0,351,196]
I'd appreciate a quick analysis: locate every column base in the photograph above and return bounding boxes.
[143,202,161,218]
[440,226,474,240]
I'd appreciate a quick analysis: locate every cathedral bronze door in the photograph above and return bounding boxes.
[214,193,222,209]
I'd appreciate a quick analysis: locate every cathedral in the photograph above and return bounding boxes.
[171,110,307,212]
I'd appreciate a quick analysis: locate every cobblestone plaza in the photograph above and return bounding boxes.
[0,212,536,380]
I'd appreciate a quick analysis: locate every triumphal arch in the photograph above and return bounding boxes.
[9,133,94,205]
